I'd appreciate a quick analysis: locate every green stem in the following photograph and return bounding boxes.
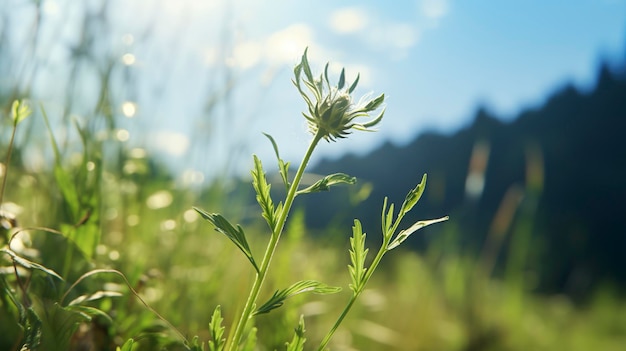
[317,239,389,351]
[227,131,323,351]
[0,122,18,207]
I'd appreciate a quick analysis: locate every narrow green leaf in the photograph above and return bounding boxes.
[301,48,314,84]
[360,107,385,129]
[41,106,82,221]
[398,174,427,218]
[263,133,291,191]
[251,155,277,230]
[254,280,341,316]
[209,306,225,351]
[65,305,114,325]
[117,338,134,351]
[348,220,368,293]
[348,73,360,93]
[324,63,332,91]
[387,216,449,250]
[194,208,260,273]
[296,173,356,195]
[286,315,306,351]
[381,198,395,240]
[67,290,123,306]
[338,68,346,89]
[1,248,63,280]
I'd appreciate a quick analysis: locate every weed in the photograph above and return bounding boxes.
[193,49,447,351]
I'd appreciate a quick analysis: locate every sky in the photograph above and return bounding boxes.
[11,0,626,183]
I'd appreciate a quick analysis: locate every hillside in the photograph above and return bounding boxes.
[308,62,626,297]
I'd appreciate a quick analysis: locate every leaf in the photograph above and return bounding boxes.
[348,73,360,93]
[254,280,341,316]
[37,301,92,351]
[337,68,346,89]
[348,220,368,293]
[296,173,356,195]
[117,338,135,351]
[381,197,394,240]
[11,100,32,125]
[209,306,225,351]
[263,133,291,191]
[398,174,427,218]
[301,48,314,87]
[1,248,63,280]
[65,305,114,325]
[41,106,81,220]
[387,216,449,250]
[286,315,306,351]
[67,290,123,306]
[194,208,260,273]
[251,155,277,230]
[189,336,205,351]
[24,307,43,349]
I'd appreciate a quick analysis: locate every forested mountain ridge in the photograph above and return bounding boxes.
[307,62,626,297]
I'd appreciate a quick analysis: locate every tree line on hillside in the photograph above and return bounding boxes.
[305,61,626,299]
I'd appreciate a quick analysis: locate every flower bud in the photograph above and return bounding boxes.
[293,49,385,142]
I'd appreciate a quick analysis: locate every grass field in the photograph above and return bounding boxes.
[2,94,626,351]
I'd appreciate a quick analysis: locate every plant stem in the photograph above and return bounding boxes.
[0,122,18,206]
[227,131,323,351]
[317,239,389,351]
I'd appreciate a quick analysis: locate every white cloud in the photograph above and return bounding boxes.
[265,24,315,64]
[364,22,420,60]
[148,131,190,157]
[419,0,450,22]
[329,7,369,34]
[231,41,263,69]
[387,23,420,49]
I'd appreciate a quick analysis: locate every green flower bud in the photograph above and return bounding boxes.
[293,48,385,142]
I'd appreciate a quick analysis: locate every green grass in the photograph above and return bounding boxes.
[2,138,626,350]
[2,51,626,351]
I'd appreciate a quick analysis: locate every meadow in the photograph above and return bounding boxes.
[1,4,626,347]
[2,53,626,350]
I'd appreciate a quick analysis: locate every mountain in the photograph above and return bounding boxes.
[307,62,626,297]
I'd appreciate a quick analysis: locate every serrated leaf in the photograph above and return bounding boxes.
[37,301,91,350]
[254,280,341,316]
[398,174,427,218]
[1,248,63,280]
[286,315,306,351]
[251,155,277,230]
[188,336,205,351]
[263,133,291,191]
[387,216,449,250]
[296,173,356,195]
[348,220,368,293]
[194,208,259,273]
[209,306,225,351]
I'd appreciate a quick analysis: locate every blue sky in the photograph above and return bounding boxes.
[19,0,626,182]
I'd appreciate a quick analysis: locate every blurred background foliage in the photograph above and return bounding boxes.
[1,1,626,350]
